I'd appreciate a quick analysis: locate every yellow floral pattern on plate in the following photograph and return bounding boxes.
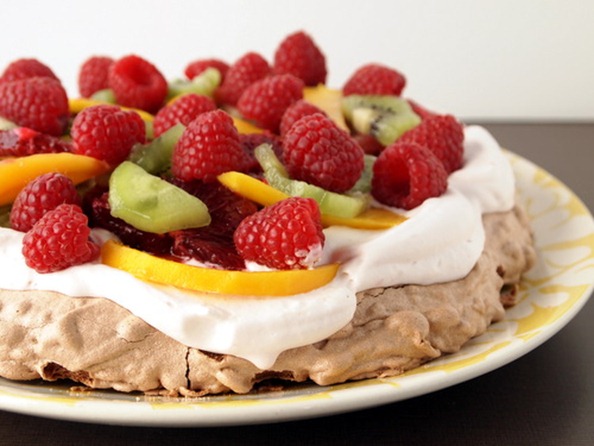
[0,153,592,427]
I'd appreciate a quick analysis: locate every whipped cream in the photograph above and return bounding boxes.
[0,126,514,369]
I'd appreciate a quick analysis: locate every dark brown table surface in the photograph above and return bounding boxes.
[0,123,592,445]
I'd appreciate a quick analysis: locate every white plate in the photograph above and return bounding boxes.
[0,153,593,427]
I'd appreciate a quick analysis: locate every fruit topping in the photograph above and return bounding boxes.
[77,56,115,98]
[22,203,100,273]
[0,58,59,83]
[283,113,364,193]
[0,77,68,136]
[279,99,326,137]
[167,67,221,101]
[108,55,168,113]
[215,52,270,106]
[101,239,339,296]
[371,141,448,209]
[108,161,211,234]
[171,109,246,182]
[343,63,406,97]
[0,127,72,157]
[397,114,464,173]
[184,58,229,82]
[237,74,304,132]
[342,94,421,146]
[10,172,80,232]
[128,123,185,174]
[234,197,325,270]
[239,131,283,173]
[273,30,327,86]
[153,93,216,137]
[255,143,368,218]
[0,153,110,206]
[71,104,146,165]
[217,170,405,230]
[302,85,349,131]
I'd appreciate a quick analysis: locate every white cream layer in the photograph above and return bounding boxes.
[0,126,514,369]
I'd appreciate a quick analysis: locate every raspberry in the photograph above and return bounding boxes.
[0,77,68,136]
[78,56,114,97]
[407,99,437,121]
[343,63,406,96]
[10,173,80,232]
[108,55,168,113]
[184,58,229,81]
[273,31,327,86]
[152,93,216,137]
[171,110,246,182]
[279,99,326,137]
[239,131,283,173]
[371,141,448,210]
[237,74,304,132]
[71,104,146,165]
[215,52,270,106]
[283,113,365,193]
[22,204,100,273]
[234,197,325,270]
[398,114,464,173]
[169,179,259,270]
[0,127,72,157]
[0,58,59,83]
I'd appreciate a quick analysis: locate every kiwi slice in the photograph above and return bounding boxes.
[254,144,369,218]
[90,88,116,104]
[342,95,421,146]
[108,161,210,234]
[349,154,376,194]
[167,67,221,100]
[128,123,185,174]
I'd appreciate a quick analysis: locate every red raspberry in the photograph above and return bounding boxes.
[343,63,406,96]
[234,197,325,270]
[78,56,114,98]
[215,52,270,106]
[108,55,167,113]
[283,113,364,193]
[0,127,72,157]
[10,173,80,232]
[22,204,100,273]
[237,74,304,132]
[184,58,229,81]
[153,93,216,137]
[407,99,437,121]
[171,110,246,182]
[273,30,327,86]
[371,141,448,210]
[279,99,326,137]
[398,114,464,173]
[71,105,146,165]
[0,77,68,136]
[0,58,59,83]
[239,131,283,173]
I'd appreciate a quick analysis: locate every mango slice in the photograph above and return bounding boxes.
[232,116,264,134]
[217,171,406,229]
[69,98,155,123]
[0,153,110,206]
[101,240,339,297]
[303,85,349,131]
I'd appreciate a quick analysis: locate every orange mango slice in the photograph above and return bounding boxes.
[303,85,349,131]
[69,98,155,123]
[101,239,339,297]
[217,171,406,229]
[0,153,111,206]
[232,116,264,134]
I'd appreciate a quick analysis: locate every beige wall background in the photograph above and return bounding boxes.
[1,0,592,121]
